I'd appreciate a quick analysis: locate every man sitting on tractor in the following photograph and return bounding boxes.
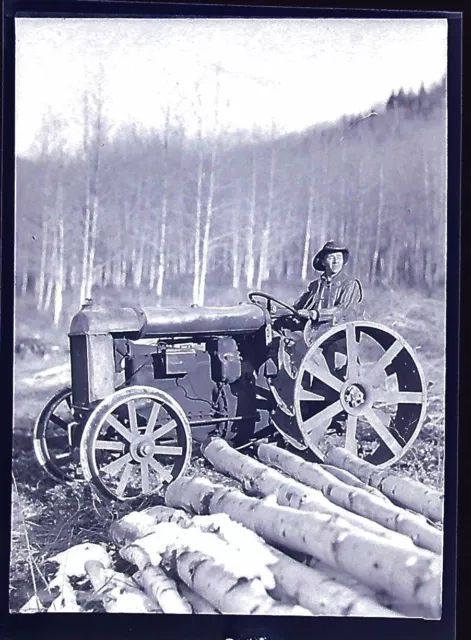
[294,240,363,337]
[285,241,363,435]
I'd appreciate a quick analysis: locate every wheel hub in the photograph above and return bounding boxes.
[130,437,155,461]
[343,383,366,409]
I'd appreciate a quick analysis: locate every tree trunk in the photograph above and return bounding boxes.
[301,171,316,280]
[36,213,49,310]
[325,448,444,523]
[202,439,401,540]
[120,521,309,615]
[258,443,442,554]
[197,140,217,306]
[165,476,442,618]
[245,148,257,289]
[20,266,28,296]
[256,140,276,289]
[156,112,171,298]
[80,196,92,304]
[53,207,65,326]
[371,163,384,283]
[192,147,204,304]
[113,505,399,617]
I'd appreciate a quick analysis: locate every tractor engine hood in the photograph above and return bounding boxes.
[69,299,267,338]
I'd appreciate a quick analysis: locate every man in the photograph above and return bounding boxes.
[291,241,363,435]
[294,240,363,329]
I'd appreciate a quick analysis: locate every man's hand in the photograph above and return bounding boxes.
[297,309,319,321]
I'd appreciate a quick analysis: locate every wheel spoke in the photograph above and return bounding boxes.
[101,452,132,476]
[105,414,133,442]
[55,452,73,465]
[152,420,177,441]
[345,415,358,454]
[298,388,325,402]
[366,341,404,384]
[95,440,125,452]
[374,390,424,405]
[65,395,72,409]
[362,407,403,457]
[146,402,162,436]
[148,457,173,483]
[346,324,360,379]
[153,445,183,456]
[116,463,134,497]
[127,400,138,433]
[303,361,343,392]
[141,459,150,494]
[303,400,343,445]
[50,414,69,431]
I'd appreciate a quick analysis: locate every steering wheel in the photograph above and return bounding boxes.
[248,291,306,320]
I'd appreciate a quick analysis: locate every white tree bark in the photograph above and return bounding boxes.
[165,476,442,617]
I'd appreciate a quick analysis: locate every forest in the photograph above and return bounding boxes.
[15,76,446,326]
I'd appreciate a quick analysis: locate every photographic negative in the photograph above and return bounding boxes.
[11,15,450,618]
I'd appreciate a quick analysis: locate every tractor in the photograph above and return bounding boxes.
[33,293,427,500]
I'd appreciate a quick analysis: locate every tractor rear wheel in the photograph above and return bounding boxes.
[80,386,192,501]
[33,386,82,482]
[293,321,427,467]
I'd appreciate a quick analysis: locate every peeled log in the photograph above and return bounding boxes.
[84,560,159,613]
[326,447,444,523]
[203,438,406,544]
[165,476,442,618]
[258,443,442,554]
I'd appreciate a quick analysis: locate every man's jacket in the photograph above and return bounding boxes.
[293,274,363,324]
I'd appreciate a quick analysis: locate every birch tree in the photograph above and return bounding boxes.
[79,76,107,304]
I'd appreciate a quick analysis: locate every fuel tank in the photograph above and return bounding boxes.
[69,299,267,338]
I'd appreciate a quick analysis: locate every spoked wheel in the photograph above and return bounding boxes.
[33,386,82,482]
[294,321,427,467]
[80,386,192,501]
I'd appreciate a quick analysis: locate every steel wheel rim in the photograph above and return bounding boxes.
[294,321,427,467]
[80,386,192,501]
[33,386,80,482]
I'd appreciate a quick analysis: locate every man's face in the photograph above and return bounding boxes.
[323,251,344,275]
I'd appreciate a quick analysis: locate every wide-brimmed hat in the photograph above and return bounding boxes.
[312,241,350,271]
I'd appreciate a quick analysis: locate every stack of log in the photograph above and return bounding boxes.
[30,440,443,617]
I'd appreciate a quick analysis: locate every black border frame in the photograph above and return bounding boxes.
[1,3,462,640]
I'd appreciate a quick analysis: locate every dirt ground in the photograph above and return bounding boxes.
[9,287,446,612]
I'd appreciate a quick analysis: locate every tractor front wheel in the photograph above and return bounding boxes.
[80,386,192,501]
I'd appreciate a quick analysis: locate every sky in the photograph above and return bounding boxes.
[16,18,447,156]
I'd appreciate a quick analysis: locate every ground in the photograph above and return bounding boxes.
[9,285,446,613]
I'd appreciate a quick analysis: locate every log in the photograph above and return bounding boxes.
[258,443,442,554]
[119,545,192,614]
[202,438,408,544]
[307,557,429,619]
[133,565,193,614]
[121,521,310,614]
[325,447,444,523]
[178,583,220,614]
[114,506,398,616]
[267,544,401,617]
[84,560,160,613]
[320,464,391,500]
[111,506,191,546]
[165,476,442,618]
